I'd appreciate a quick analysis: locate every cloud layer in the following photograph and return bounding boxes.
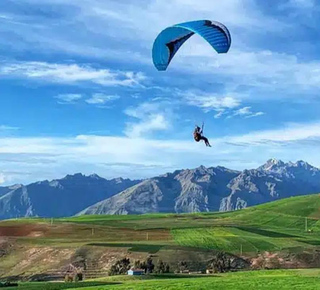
[1,120,320,185]
[0,61,147,87]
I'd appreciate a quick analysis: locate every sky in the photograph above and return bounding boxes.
[1,0,320,185]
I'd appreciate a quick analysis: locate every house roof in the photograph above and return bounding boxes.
[129,269,144,272]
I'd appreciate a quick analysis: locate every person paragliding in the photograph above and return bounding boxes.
[193,123,211,147]
[152,19,229,148]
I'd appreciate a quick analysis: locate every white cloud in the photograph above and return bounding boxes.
[179,90,264,119]
[54,94,82,104]
[214,111,225,119]
[54,93,120,106]
[232,106,265,119]
[0,61,146,87]
[185,94,240,111]
[182,91,241,114]
[234,106,251,116]
[85,93,120,105]
[170,48,320,98]
[0,14,12,20]
[225,121,320,145]
[125,114,168,138]
[124,102,172,138]
[0,125,19,131]
[245,112,265,118]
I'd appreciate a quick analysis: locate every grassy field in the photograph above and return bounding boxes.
[2,194,320,255]
[0,281,114,289]
[83,269,320,290]
[44,194,320,254]
[4,269,320,289]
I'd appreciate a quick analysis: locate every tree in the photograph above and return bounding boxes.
[133,260,142,269]
[177,261,188,272]
[108,258,131,276]
[132,257,156,274]
[155,260,170,274]
[145,257,155,274]
[165,263,170,273]
[207,252,232,273]
[74,272,83,282]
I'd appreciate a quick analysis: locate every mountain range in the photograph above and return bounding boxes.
[1,159,320,219]
[79,159,320,215]
[0,174,140,219]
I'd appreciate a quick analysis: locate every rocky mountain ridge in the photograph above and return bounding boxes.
[79,159,320,215]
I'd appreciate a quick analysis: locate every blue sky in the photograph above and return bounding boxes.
[1,0,320,185]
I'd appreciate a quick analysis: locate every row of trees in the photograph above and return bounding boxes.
[178,251,248,273]
[108,251,245,276]
[70,250,248,278]
[108,257,170,276]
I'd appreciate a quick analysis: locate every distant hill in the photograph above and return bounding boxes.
[78,159,320,215]
[0,174,140,219]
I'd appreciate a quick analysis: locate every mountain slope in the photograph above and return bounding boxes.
[79,160,320,215]
[0,174,140,219]
[0,184,22,198]
[78,166,240,215]
[221,159,320,211]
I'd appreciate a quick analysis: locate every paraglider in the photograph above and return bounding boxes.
[193,123,211,147]
[152,20,231,147]
[152,19,231,71]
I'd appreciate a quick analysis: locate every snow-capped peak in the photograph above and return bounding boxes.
[260,158,285,171]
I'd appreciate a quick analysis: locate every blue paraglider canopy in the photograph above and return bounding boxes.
[152,20,231,71]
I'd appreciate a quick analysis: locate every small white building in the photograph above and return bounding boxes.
[127,269,145,276]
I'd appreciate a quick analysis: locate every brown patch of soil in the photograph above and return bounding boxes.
[0,224,49,237]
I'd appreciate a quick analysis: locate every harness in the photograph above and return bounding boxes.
[193,122,204,142]
[193,132,201,142]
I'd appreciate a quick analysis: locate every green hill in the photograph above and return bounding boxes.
[65,193,320,228]
[1,194,320,279]
[4,194,320,253]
